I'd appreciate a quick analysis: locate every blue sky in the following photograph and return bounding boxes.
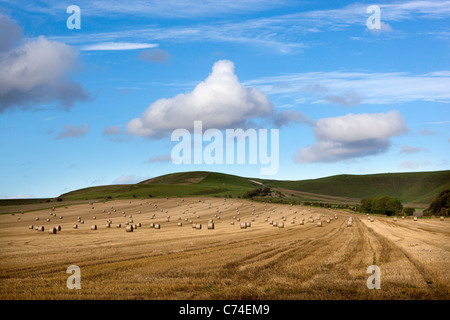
[0,0,449,198]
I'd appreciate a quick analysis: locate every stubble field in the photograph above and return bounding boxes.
[0,197,448,300]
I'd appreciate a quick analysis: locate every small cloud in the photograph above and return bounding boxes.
[81,42,159,51]
[274,109,314,128]
[400,144,424,154]
[139,48,170,65]
[418,129,435,136]
[55,124,90,140]
[145,154,172,163]
[325,91,362,106]
[293,110,407,163]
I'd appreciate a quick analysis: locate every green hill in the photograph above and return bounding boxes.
[259,170,450,204]
[36,170,450,205]
[59,171,260,201]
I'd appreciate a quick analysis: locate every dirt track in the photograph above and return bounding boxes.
[0,198,448,299]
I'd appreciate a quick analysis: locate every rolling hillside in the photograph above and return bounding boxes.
[54,170,450,205]
[259,170,450,204]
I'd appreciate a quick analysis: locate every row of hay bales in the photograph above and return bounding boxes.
[29,224,61,233]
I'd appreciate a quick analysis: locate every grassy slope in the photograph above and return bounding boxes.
[258,170,450,204]
[59,172,260,201]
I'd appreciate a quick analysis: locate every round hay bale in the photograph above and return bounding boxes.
[48,227,57,234]
[91,225,97,230]
[73,224,78,229]
[207,222,214,230]
[126,225,133,232]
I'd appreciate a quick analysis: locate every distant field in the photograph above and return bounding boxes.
[1,197,448,300]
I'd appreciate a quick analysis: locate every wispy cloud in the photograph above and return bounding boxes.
[244,70,450,105]
[81,42,158,51]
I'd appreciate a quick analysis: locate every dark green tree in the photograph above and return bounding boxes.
[423,189,450,216]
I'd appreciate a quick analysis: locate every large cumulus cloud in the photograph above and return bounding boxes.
[126,60,274,137]
[0,14,89,112]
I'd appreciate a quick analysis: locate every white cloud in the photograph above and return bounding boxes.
[293,111,407,163]
[81,42,158,51]
[0,16,89,112]
[126,60,274,137]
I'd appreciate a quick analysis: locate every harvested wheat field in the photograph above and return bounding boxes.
[0,197,449,300]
